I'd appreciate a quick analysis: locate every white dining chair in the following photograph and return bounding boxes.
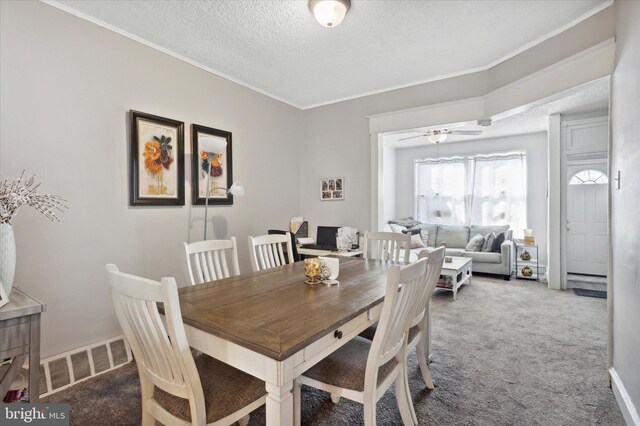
[182,238,241,285]
[248,233,294,272]
[410,248,445,383]
[106,264,266,426]
[356,246,445,423]
[363,231,411,262]
[293,258,429,426]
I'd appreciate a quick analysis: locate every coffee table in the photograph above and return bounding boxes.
[436,256,472,300]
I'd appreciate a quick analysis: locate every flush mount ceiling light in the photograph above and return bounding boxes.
[309,0,351,28]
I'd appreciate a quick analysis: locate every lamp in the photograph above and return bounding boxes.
[309,0,350,27]
[199,136,244,240]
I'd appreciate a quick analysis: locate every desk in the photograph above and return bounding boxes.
[177,257,389,426]
[0,288,46,402]
[297,246,363,258]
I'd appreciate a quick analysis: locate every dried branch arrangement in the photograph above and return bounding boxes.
[0,170,68,224]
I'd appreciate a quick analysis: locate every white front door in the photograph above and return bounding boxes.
[566,166,608,276]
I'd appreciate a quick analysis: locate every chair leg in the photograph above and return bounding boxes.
[394,366,417,426]
[416,339,435,389]
[139,374,155,426]
[293,381,301,426]
[363,387,377,426]
[238,415,250,426]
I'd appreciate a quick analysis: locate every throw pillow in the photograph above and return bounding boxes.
[492,232,506,252]
[388,217,421,228]
[402,228,421,235]
[465,233,485,252]
[410,234,425,249]
[388,223,407,233]
[399,234,425,249]
[419,229,429,246]
[482,232,496,252]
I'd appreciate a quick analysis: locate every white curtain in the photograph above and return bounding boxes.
[415,158,467,225]
[469,153,527,233]
[415,152,527,231]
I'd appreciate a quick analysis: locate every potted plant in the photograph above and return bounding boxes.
[0,171,67,303]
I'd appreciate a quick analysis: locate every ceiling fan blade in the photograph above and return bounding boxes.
[449,130,483,135]
[397,134,426,141]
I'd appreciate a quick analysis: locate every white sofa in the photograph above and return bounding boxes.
[385,223,514,280]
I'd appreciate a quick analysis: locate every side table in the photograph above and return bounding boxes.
[515,243,539,280]
[0,287,46,402]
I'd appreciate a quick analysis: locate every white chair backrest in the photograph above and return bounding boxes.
[363,231,411,262]
[248,233,294,272]
[365,258,428,383]
[106,264,206,423]
[412,247,446,325]
[182,238,241,285]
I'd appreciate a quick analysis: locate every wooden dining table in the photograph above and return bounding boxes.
[177,256,394,426]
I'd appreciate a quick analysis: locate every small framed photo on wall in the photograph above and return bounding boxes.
[191,124,233,205]
[129,110,185,206]
[320,177,344,201]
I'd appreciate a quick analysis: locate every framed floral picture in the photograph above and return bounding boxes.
[191,124,233,205]
[129,110,184,206]
[320,177,344,201]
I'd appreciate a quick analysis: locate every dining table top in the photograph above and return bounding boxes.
[177,257,392,361]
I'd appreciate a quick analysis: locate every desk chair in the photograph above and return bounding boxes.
[363,231,411,262]
[182,238,241,285]
[248,233,294,272]
[106,265,266,426]
[294,258,429,426]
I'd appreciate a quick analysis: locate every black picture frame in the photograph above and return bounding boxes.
[129,110,185,206]
[191,124,233,205]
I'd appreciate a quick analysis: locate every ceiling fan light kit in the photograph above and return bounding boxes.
[309,0,350,27]
[427,133,448,144]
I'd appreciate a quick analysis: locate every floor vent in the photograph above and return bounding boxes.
[39,336,132,398]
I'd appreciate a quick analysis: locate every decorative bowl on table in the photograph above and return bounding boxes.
[520,250,531,261]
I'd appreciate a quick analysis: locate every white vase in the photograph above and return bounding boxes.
[0,223,16,297]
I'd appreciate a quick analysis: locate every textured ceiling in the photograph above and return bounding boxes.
[386,81,610,149]
[49,0,611,109]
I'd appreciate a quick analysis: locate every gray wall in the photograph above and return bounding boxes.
[300,7,613,235]
[393,132,548,266]
[610,0,640,419]
[0,1,304,357]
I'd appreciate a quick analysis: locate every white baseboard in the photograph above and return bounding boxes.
[610,367,640,426]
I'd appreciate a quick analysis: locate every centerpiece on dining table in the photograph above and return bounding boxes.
[304,257,339,286]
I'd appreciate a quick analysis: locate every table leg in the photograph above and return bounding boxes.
[266,381,294,426]
[29,314,41,403]
[453,282,458,300]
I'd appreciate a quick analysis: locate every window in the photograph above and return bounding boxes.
[416,158,466,225]
[469,153,527,233]
[416,152,527,231]
[569,169,608,185]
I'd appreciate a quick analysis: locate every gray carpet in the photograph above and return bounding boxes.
[43,276,624,425]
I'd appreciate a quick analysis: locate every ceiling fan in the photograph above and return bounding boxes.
[398,128,482,144]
